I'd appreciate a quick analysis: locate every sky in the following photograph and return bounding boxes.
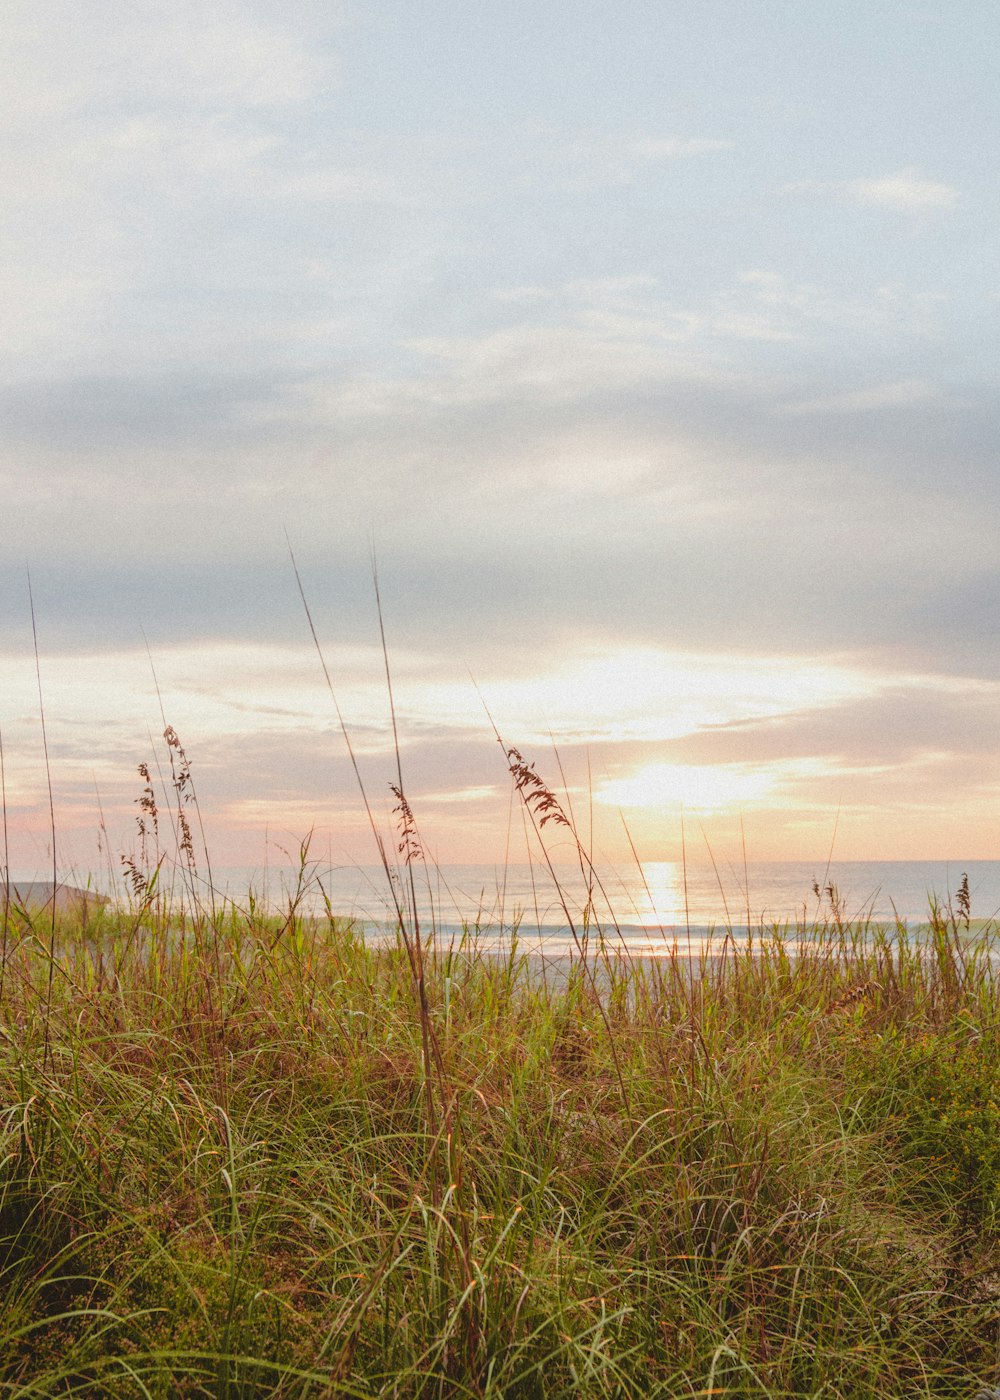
[1,0,998,879]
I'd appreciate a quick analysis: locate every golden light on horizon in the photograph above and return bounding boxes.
[596,761,777,814]
[0,639,995,868]
[473,646,879,745]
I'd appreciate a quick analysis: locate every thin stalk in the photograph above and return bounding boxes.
[371,561,427,968]
[486,712,629,1104]
[287,540,443,1165]
[28,570,58,1068]
[371,561,455,1225]
[741,816,751,937]
[142,634,214,919]
[681,810,691,949]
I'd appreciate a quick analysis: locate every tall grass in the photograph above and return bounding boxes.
[0,814,998,1395]
[0,575,997,1395]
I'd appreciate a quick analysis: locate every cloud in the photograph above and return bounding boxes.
[399,273,946,409]
[0,3,994,869]
[844,168,959,212]
[557,132,731,170]
[0,640,884,764]
[474,648,880,747]
[5,632,996,869]
[531,130,731,191]
[606,677,1000,771]
[787,167,959,213]
[596,760,783,814]
[778,378,943,416]
[2,251,994,681]
[0,2,350,377]
[621,136,731,161]
[4,2,334,115]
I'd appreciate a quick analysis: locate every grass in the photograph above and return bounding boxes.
[0,866,998,1397]
[1,573,997,1395]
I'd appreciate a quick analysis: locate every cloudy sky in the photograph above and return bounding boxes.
[2,0,998,877]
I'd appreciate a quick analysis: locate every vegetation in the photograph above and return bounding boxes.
[1,582,996,1394]
[0,854,998,1397]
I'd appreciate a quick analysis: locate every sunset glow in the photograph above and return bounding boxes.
[3,11,999,1393]
[0,634,996,871]
[597,762,779,814]
[0,3,997,878]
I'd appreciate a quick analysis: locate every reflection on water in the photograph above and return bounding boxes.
[22,859,1000,943]
[213,858,1000,934]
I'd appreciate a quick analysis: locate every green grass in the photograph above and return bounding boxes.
[0,883,997,1398]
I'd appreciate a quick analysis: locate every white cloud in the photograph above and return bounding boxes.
[311,272,944,423]
[779,378,942,416]
[3,2,334,115]
[845,167,959,212]
[0,4,342,370]
[494,285,557,304]
[596,760,787,814]
[617,136,732,161]
[787,167,959,213]
[473,648,883,747]
[541,130,730,191]
[0,639,884,770]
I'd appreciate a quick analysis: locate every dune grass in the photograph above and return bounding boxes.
[2,578,998,1394]
[0,874,998,1398]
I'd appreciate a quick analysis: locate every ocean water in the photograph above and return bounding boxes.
[29,859,999,955]
[204,858,1000,944]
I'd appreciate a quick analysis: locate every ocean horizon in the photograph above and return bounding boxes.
[21,859,1000,938]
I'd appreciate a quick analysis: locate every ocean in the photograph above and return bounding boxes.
[203,858,1000,949]
[24,859,999,955]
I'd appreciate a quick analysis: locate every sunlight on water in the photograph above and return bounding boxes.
[29,858,1000,945]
